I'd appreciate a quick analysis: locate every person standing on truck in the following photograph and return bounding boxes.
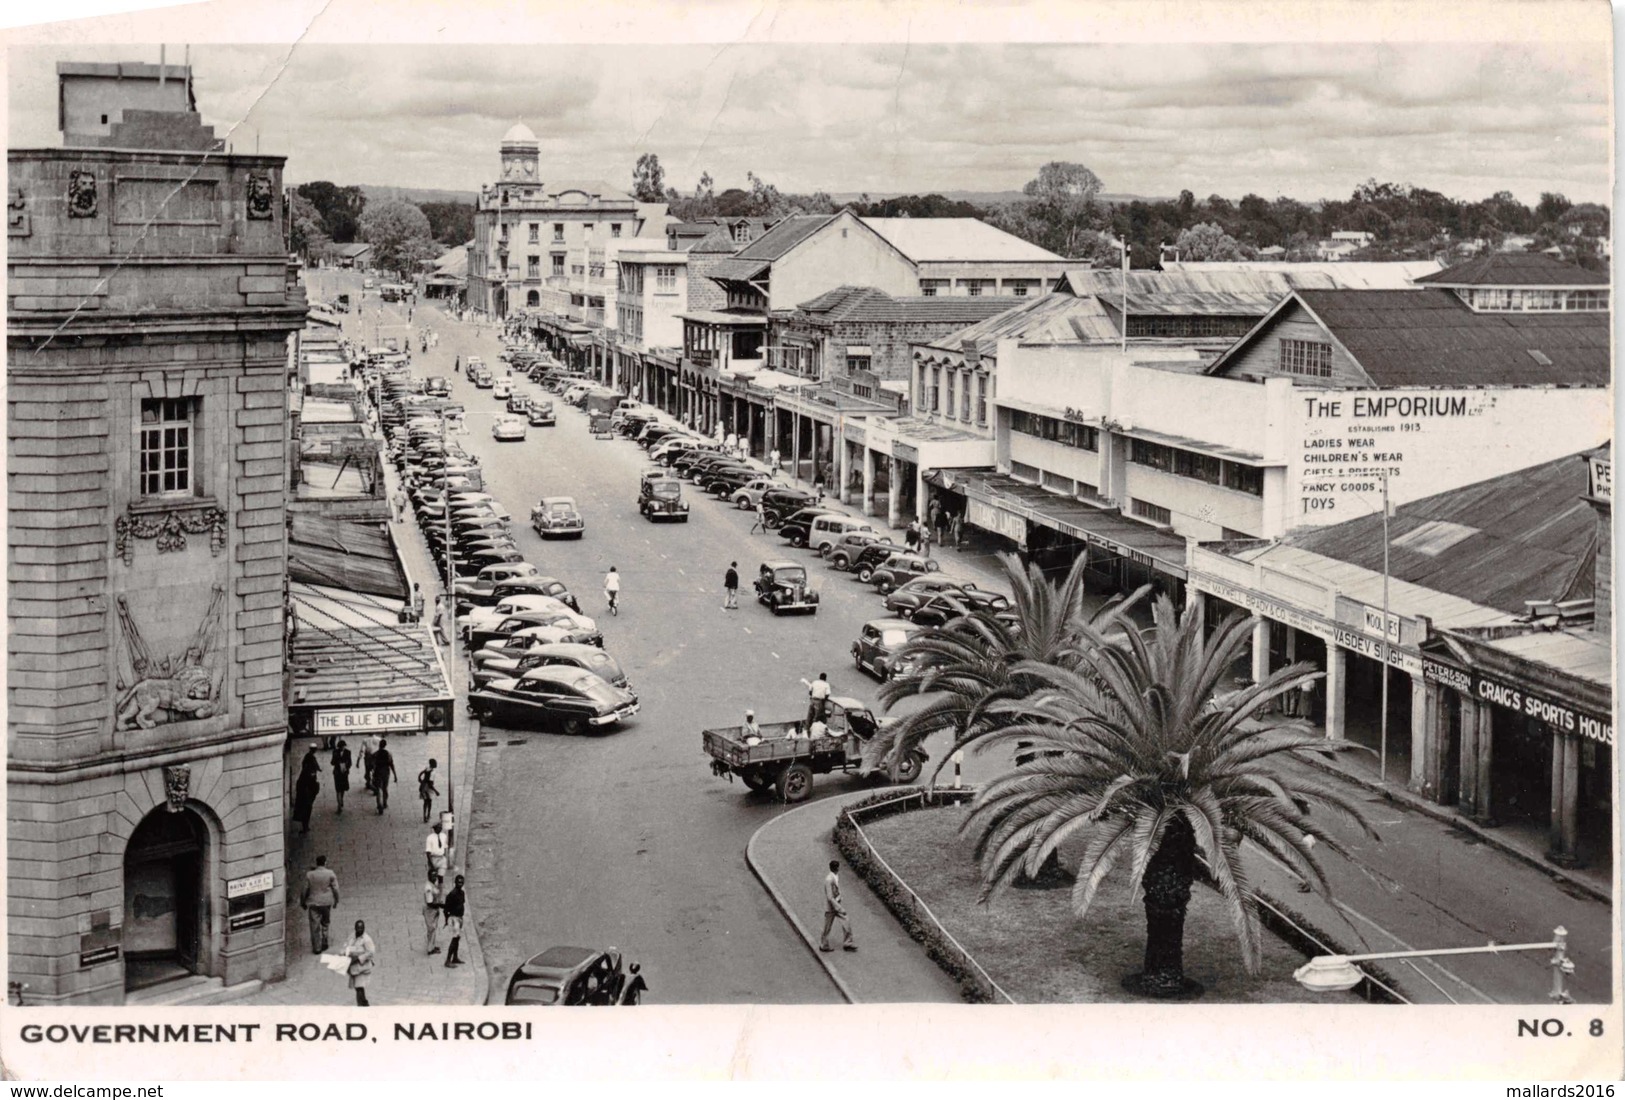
[801,673,832,728]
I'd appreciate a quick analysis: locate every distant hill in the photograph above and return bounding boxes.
[828,190,1169,207]
[357,184,477,207]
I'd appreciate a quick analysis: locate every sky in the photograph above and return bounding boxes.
[6,38,1613,206]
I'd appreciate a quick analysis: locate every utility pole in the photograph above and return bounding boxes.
[1379,470,1391,783]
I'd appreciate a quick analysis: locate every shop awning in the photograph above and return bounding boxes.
[288,515,406,600]
[950,471,1190,579]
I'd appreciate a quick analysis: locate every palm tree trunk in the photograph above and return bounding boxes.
[1122,816,1204,999]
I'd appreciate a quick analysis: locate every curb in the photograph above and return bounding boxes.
[1298,754,1610,905]
[743,803,856,1005]
[458,710,491,1008]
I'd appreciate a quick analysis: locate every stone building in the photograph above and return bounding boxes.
[7,62,305,1003]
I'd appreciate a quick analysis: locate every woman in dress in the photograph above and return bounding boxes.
[292,747,321,834]
[330,739,352,815]
[344,919,376,1007]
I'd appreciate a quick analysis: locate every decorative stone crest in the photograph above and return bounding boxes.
[113,587,227,732]
[163,765,191,812]
[67,169,98,218]
[8,185,29,237]
[245,172,273,219]
[114,504,227,564]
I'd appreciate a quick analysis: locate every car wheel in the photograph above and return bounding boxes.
[830,557,848,571]
[894,751,925,785]
[878,578,894,594]
[561,716,586,736]
[790,532,806,548]
[741,770,771,792]
[857,565,875,583]
[777,762,813,803]
[736,496,750,510]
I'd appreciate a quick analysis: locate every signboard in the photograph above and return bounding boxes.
[1424,658,1613,746]
[967,498,1026,547]
[1193,576,1331,640]
[79,946,120,968]
[1588,453,1611,502]
[893,442,920,464]
[229,911,267,932]
[843,421,867,444]
[227,871,274,899]
[315,705,424,734]
[1332,626,1422,674]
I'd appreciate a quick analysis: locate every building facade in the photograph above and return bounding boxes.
[7,64,305,1003]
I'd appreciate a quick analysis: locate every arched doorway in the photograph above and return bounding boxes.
[526,289,540,307]
[123,806,209,992]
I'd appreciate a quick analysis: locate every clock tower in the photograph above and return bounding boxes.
[499,121,539,184]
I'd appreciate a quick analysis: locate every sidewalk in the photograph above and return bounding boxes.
[746,791,964,1004]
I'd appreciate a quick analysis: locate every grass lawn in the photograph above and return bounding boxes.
[862,805,1356,1004]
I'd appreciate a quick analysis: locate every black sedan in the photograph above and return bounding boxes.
[505,946,626,1006]
[469,665,639,736]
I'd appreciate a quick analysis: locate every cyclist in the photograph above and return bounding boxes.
[603,566,621,616]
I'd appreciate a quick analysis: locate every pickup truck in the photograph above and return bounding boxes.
[702,697,926,802]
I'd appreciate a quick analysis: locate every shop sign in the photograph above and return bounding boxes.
[843,421,867,444]
[1332,626,1422,674]
[1463,670,1613,746]
[967,498,1026,547]
[229,910,267,932]
[315,705,423,734]
[1360,606,1401,642]
[1588,453,1611,502]
[79,946,120,968]
[1421,657,1472,694]
[1193,577,1331,639]
[227,871,274,899]
[893,442,920,464]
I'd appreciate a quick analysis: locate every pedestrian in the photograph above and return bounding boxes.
[292,747,320,835]
[420,759,441,824]
[455,354,461,374]
[442,874,467,968]
[904,520,921,551]
[801,672,832,728]
[343,920,376,1007]
[770,447,780,471]
[431,596,450,647]
[603,566,620,616]
[330,739,352,814]
[372,737,398,814]
[1297,678,1318,722]
[423,871,444,955]
[723,561,740,610]
[301,855,339,955]
[750,499,768,535]
[813,475,825,503]
[950,512,963,550]
[619,962,649,1005]
[920,524,933,559]
[819,859,856,953]
[361,732,379,791]
[424,820,448,878]
[390,488,405,522]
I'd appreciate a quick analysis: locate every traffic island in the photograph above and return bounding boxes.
[852,797,1370,1005]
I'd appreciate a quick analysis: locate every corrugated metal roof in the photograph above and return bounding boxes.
[288,516,407,600]
[1163,260,1443,289]
[1231,544,1509,628]
[1481,629,1613,687]
[1295,288,1610,386]
[860,218,1066,262]
[794,286,1021,325]
[921,293,1119,353]
[1415,251,1608,287]
[1064,267,1341,305]
[1286,451,1599,615]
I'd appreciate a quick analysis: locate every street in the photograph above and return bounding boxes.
[313,269,993,1003]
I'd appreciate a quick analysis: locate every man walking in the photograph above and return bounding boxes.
[391,488,407,522]
[723,561,739,610]
[819,859,855,952]
[419,759,441,823]
[361,732,381,792]
[425,821,448,879]
[431,596,450,647]
[423,872,443,956]
[750,499,768,535]
[372,737,398,813]
[301,855,340,955]
[330,739,352,815]
[442,874,467,968]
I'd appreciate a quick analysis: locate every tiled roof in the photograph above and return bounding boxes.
[337,243,372,257]
[860,218,1065,262]
[1294,288,1610,387]
[732,215,838,261]
[793,286,1021,325]
[704,257,772,282]
[1415,251,1608,287]
[687,227,741,254]
[1287,451,1600,615]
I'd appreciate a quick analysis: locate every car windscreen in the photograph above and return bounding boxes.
[649,481,681,497]
[776,567,808,584]
[542,503,574,515]
[508,983,561,1006]
[881,629,912,647]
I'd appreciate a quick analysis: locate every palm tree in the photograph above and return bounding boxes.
[862,552,1143,786]
[960,595,1377,999]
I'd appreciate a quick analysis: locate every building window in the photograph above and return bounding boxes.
[655,266,677,293]
[1173,448,1223,485]
[610,224,622,238]
[1131,498,1173,526]
[975,376,987,426]
[1127,315,1256,338]
[553,223,565,242]
[139,398,196,497]
[732,223,751,243]
[931,367,942,413]
[1224,462,1264,496]
[919,279,949,297]
[1279,338,1333,378]
[552,254,565,276]
[527,255,540,278]
[526,290,540,307]
[1129,438,1174,471]
[846,354,871,375]
[528,223,539,244]
[1010,410,1099,451]
[961,279,994,297]
[1565,289,1609,311]
[1004,279,1038,298]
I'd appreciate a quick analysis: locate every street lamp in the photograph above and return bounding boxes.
[1293,926,1574,1003]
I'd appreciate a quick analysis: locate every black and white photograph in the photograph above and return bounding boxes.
[2,0,1620,1085]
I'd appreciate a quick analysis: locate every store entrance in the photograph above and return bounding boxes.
[1343,652,1413,785]
[1487,710,1553,829]
[123,807,208,992]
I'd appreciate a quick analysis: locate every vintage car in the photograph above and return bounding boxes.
[493,378,513,400]
[884,575,986,617]
[852,618,925,682]
[730,477,785,510]
[703,465,768,498]
[506,391,531,415]
[492,414,528,442]
[424,375,451,398]
[809,514,877,557]
[465,355,485,378]
[472,642,630,691]
[472,368,495,389]
[827,532,901,572]
[459,593,594,637]
[531,496,585,539]
[846,540,918,583]
[457,574,580,615]
[909,588,1018,630]
[754,560,819,616]
[504,946,626,1006]
[759,488,817,525]
[865,552,942,594]
[452,562,541,605]
[638,475,690,523]
[702,696,923,801]
[527,401,557,427]
[451,545,527,577]
[466,609,604,653]
[470,665,639,735]
[775,509,840,549]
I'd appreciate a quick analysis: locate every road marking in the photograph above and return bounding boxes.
[678,567,686,576]
[742,626,752,634]
[771,652,780,660]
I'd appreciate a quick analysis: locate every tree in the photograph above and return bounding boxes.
[1019,161,1107,257]
[957,596,1377,998]
[1536,192,1573,225]
[1174,222,1246,261]
[288,192,330,261]
[418,201,475,246]
[295,181,365,243]
[632,153,667,203]
[359,199,437,277]
[715,188,754,217]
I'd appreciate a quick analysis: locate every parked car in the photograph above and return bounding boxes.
[754,560,819,615]
[883,575,985,617]
[730,477,785,510]
[852,618,924,681]
[531,496,585,539]
[492,414,528,442]
[808,514,876,557]
[703,466,766,498]
[638,476,690,522]
[908,588,1016,629]
[759,488,817,525]
[472,643,630,691]
[846,540,916,582]
[775,509,840,549]
[827,532,900,572]
[469,665,639,735]
[504,946,626,1006]
[459,593,585,637]
[527,402,556,427]
[866,552,942,594]
[424,376,450,398]
[466,609,603,653]
[453,562,541,606]
[459,576,581,616]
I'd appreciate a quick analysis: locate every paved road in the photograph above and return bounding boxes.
[311,271,995,1004]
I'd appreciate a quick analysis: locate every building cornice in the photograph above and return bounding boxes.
[7,722,289,784]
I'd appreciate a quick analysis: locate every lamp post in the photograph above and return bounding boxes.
[1294,926,1574,1003]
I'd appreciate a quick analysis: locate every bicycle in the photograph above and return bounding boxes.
[605,588,619,616]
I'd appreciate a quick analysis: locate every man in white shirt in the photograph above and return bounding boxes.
[801,672,832,728]
[819,859,855,952]
[424,821,448,879]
